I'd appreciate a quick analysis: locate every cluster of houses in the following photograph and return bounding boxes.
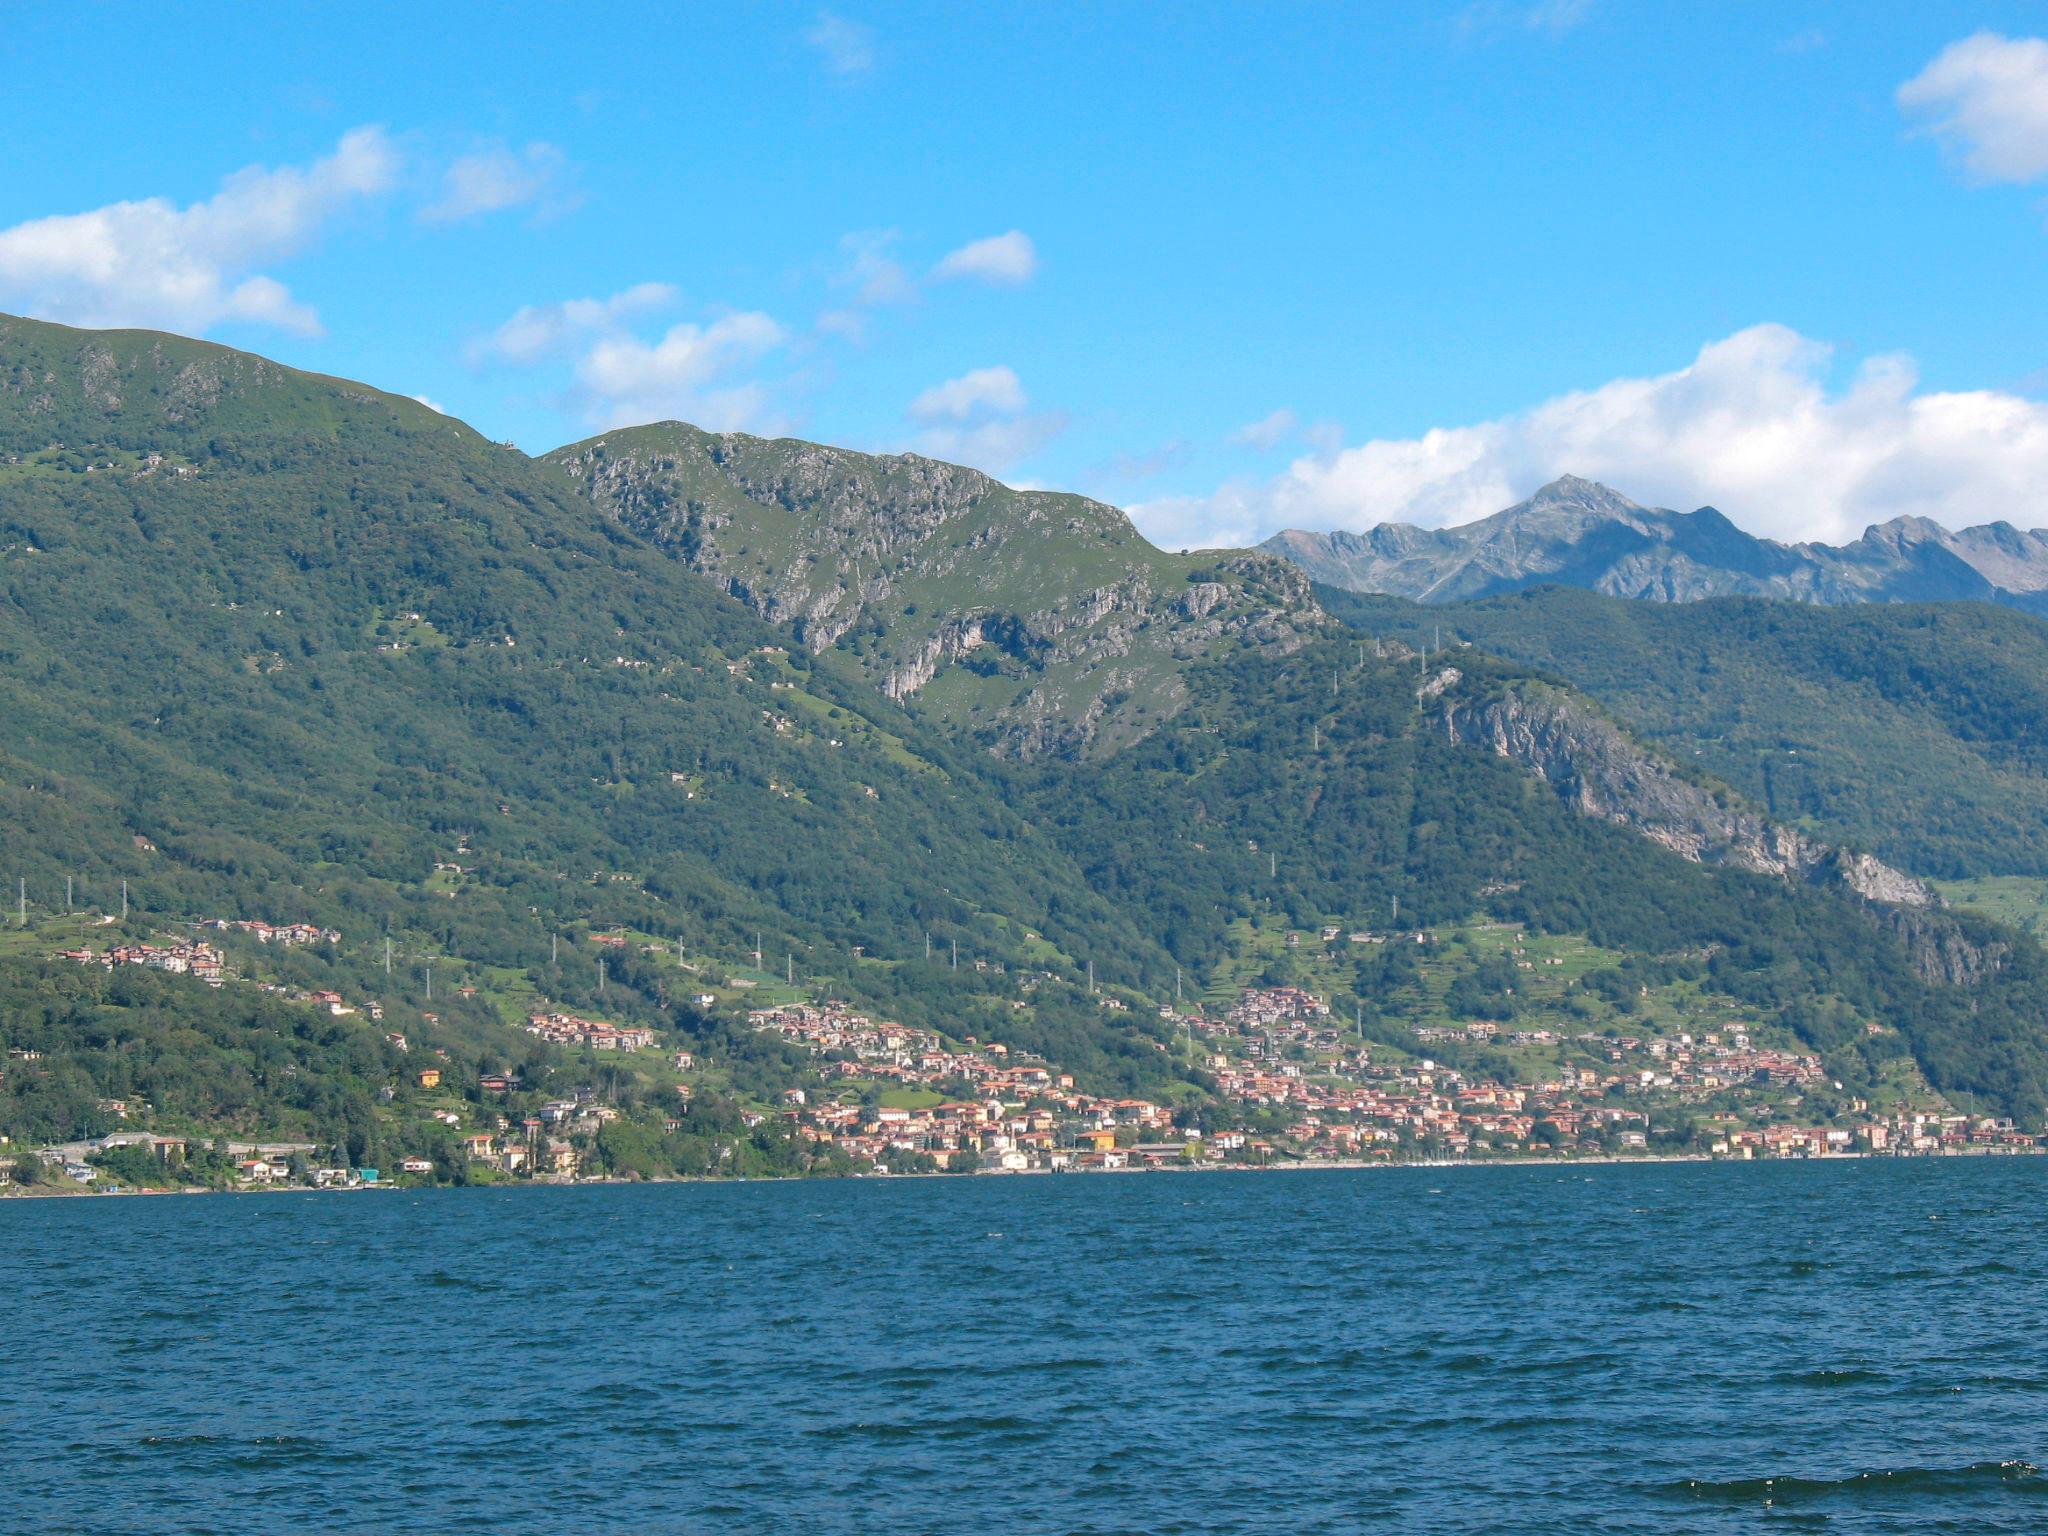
[60,939,225,982]
[748,1001,1181,1170]
[1228,986,1331,1029]
[1181,987,2021,1160]
[738,986,2038,1172]
[524,1012,658,1051]
[198,917,339,946]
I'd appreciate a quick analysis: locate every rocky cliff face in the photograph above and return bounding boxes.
[1264,475,2048,614]
[1433,675,1936,906]
[547,423,1323,756]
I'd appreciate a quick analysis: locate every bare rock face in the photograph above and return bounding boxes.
[547,423,1326,756]
[1437,680,1936,907]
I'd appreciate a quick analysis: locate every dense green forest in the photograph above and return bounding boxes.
[1029,634,2048,1121]
[1318,584,2048,879]
[8,313,2048,1158]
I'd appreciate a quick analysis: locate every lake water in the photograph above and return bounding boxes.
[6,1159,2048,1533]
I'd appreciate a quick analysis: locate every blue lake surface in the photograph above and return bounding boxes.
[6,1158,2048,1533]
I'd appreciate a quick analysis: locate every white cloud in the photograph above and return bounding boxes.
[903,364,1062,471]
[424,141,574,223]
[907,365,1028,422]
[474,283,788,432]
[1230,408,1299,452]
[409,393,449,414]
[804,12,875,76]
[0,126,397,335]
[576,311,787,430]
[467,282,678,367]
[915,414,1068,474]
[1900,33,2048,184]
[931,230,1038,286]
[1129,324,2048,550]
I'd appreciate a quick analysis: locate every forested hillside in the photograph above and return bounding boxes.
[1319,584,2048,878]
[9,314,2048,1170]
[1028,633,2048,1121]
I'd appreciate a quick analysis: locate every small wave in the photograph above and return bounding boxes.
[1670,1460,2041,1505]
[1777,1367,1889,1388]
[421,1269,498,1292]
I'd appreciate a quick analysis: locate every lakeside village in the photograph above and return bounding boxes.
[8,917,2039,1193]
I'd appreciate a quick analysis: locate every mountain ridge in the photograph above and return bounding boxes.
[544,421,1324,756]
[1263,476,2048,612]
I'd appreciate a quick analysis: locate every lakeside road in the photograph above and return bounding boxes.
[5,1141,2040,1200]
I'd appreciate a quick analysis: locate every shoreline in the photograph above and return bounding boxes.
[6,1142,2038,1200]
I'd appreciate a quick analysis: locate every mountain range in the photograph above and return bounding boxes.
[8,311,2048,1157]
[1262,475,2048,613]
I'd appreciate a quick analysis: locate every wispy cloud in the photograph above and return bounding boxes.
[831,228,916,306]
[804,11,876,76]
[907,365,1028,422]
[473,283,787,432]
[1457,0,1594,43]
[1229,408,1299,452]
[576,311,787,430]
[0,126,397,335]
[905,364,1064,472]
[467,282,678,367]
[1899,32,2048,184]
[1129,324,2048,550]
[423,141,576,223]
[931,230,1039,286]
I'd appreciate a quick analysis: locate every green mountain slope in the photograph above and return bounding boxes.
[1319,584,2048,879]
[544,422,1322,756]
[1025,633,2048,1122]
[0,314,1205,1148]
[9,315,2048,1157]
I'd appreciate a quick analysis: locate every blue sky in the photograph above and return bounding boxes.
[5,0,2048,546]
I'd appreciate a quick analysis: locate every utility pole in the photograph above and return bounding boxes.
[1088,959,1095,994]
[17,878,24,927]
[425,963,433,1003]
[925,932,931,962]
[787,952,794,986]
[1270,852,1277,880]
[598,957,607,994]
[384,935,393,975]
[951,938,958,971]
[120,879,128,920]
[65,875,72,913]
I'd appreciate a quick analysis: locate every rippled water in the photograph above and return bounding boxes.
[7,1159,2048,1533]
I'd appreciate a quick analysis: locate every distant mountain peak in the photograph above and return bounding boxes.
[1260,477,2048,616]
[1527,472,1629,503]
